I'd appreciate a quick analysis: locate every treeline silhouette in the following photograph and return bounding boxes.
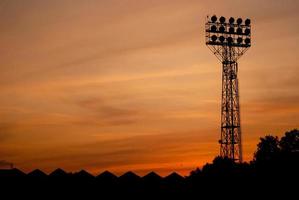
[1,129,298,199]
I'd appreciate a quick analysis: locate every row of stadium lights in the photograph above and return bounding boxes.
[208,15,251,45]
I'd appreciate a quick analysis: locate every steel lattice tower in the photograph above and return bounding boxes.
[205,15,251,162]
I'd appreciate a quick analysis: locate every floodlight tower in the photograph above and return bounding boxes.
[205,15,251,162]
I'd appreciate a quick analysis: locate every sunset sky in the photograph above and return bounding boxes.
[0,0,299,176]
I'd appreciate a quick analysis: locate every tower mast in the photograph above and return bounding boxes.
[205,15,251,162]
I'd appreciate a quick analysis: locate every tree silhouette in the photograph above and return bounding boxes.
[279,129,299,152]
[253,135,280,164]
[252,129,299,179]
[201,156,236,177]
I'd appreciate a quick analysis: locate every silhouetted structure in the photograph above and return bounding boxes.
[142,171,162,184]
[205,15,252,162]
[73,170,93,179]
[49,168,69,178]
[0,168,25,178]
[27,169,47,180]
[96,170,118,183]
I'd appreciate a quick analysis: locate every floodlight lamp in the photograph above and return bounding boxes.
[237,37,243,44]
[211,35,217,42]
[229,17,235,24]
[211,15,217,22]
[237,18,242,25]
[237,27,242,34]
[219,36,225,43]
[245,18,251,26]
[219,16,226,23]
[244,28,250,35]
[245,38,251,44]
[227,37,233,44]
[219,26,225,33]
[211,25,217,32]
